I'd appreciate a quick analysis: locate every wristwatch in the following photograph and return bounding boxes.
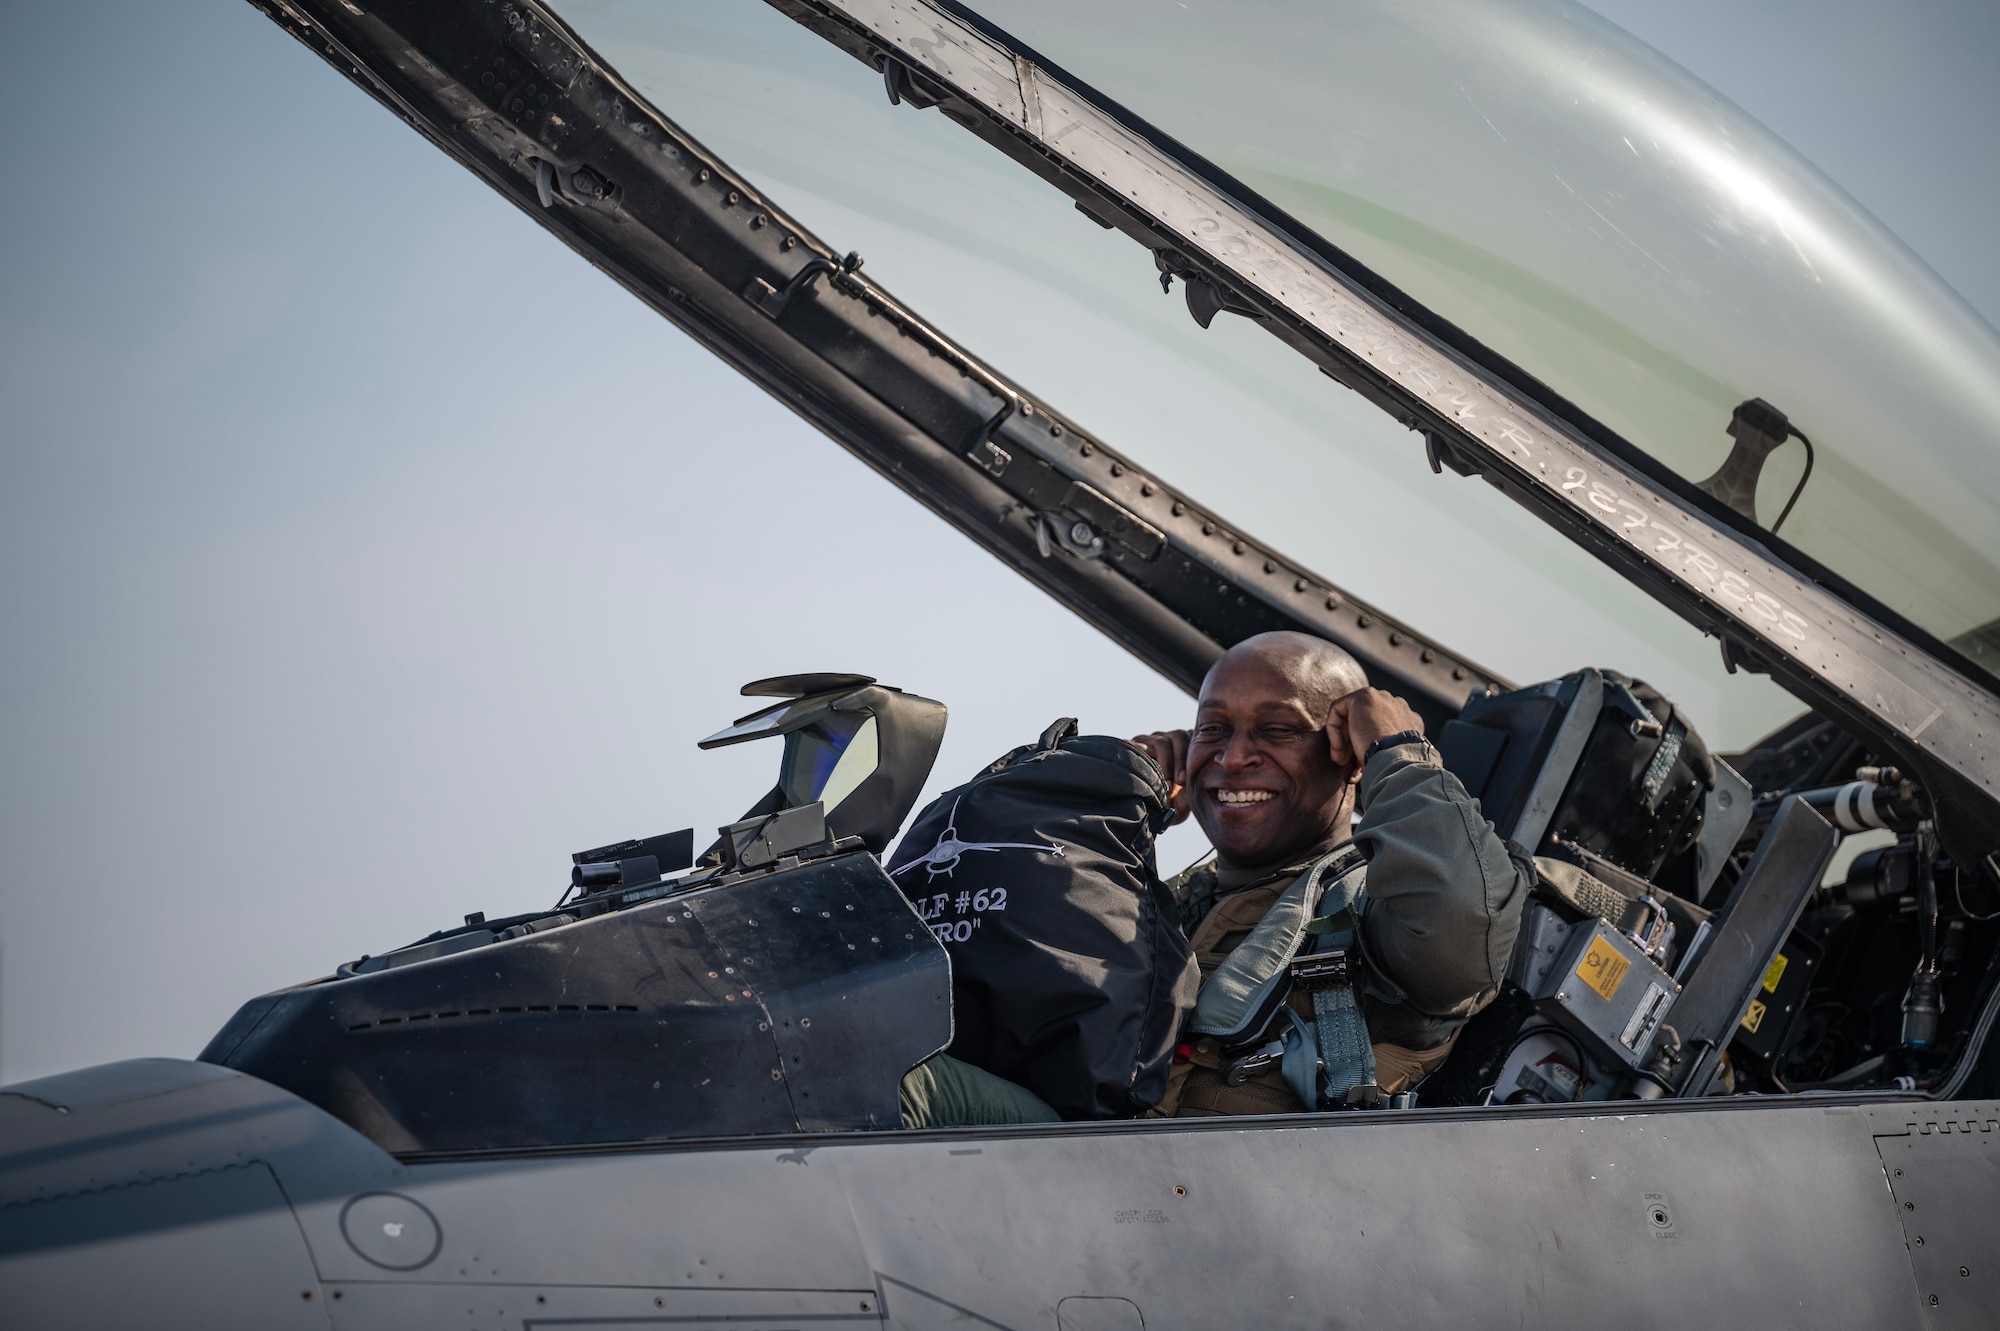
[1363,729,1428,763]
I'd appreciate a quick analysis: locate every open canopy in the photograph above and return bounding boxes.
[556,0,2000,692]
[247,0,2000,850]
[927,0,2000,672]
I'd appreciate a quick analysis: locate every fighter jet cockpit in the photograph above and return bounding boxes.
[198,650,1984,1154]
[170,0,2000,1158]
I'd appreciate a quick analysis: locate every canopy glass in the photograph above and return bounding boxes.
[546,0,1996,742]
[938,0,2000,675]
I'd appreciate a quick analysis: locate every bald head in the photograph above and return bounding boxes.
[1203,632,1367,729]
[1184,632,1369,870]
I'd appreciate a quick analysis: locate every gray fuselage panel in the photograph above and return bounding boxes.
[6,1058,1986,1329]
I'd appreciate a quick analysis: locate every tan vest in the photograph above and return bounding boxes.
[1154,868,1457,1117]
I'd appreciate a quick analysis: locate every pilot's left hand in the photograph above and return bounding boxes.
[1130,729,1192,825]
[1325,688,1425,771]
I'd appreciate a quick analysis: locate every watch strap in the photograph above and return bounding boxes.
[1364,729,1428,763]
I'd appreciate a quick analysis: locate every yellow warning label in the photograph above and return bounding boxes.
[1760,953,1789,994]
[1742,998,1768,1034]
[1576,936,1630,1001]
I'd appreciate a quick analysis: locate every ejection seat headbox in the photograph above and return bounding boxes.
[1419,668,1727,1107]
[1436,668,1725,901]
[1421,668,1843,1107]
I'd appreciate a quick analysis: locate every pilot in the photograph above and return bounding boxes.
[1133,630,1528,1114]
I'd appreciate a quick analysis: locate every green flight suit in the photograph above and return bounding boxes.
[899,1053,1061,1128]
[1161,736,1530,1116]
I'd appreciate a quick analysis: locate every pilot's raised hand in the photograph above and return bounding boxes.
[1325,688,1424,772]
[1130,728,1193,825]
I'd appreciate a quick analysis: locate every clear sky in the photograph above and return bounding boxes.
[1,0,1994,1084]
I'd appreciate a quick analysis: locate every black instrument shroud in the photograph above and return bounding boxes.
[201,852,949,1151]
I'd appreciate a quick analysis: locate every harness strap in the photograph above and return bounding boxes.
[1279,863,1376,1108]
[1307,964,1377,1103]
[1188,845,1364,1047]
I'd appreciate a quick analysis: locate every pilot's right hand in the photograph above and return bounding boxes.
[1130,729,1192,825]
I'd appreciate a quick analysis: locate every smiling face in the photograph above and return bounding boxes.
[1187,646,1360,872]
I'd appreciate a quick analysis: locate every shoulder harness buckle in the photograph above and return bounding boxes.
[1288,950,1352,991]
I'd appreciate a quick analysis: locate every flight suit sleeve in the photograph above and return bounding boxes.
[1352,738,1529,1026]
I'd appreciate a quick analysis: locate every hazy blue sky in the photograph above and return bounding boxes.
[2,0,1994,1084]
